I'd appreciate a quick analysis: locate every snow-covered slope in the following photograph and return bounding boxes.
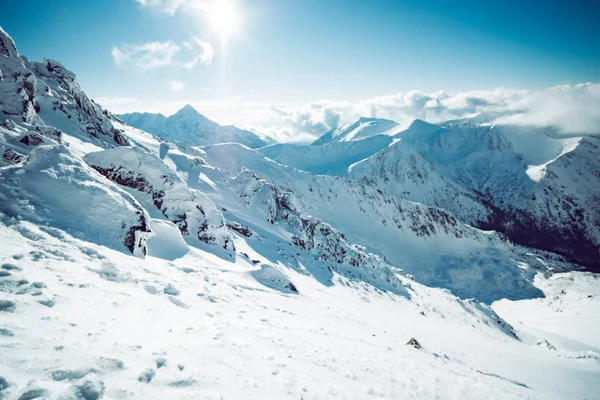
[0,145,151,257]
[259,134,393,175]
[1,25,598,399]
[346,137,491,225]
[394,120,600,271]
[311,117,400,145]
[1,219,598,400]
[83,146,235,258]
[199,143,579,302]
[119,105,269,148]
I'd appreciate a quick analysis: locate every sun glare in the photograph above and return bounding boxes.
[208,0,241,43]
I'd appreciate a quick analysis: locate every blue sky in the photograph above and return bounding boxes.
[2,0,599,140]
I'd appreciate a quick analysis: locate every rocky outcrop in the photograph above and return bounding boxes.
[230,169,409,294]
[28,58,130,146]
[84,147,235,255]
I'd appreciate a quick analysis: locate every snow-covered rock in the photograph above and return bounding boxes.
[83,146,235,257]
[0,25,129,157]
[0,145,151,256]
[230,168,409,296]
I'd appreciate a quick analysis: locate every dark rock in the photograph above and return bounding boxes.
[406,337,421,349]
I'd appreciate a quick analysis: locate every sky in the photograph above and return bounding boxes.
[2,0,600,142]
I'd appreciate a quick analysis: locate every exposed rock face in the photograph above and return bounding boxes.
[0,26,129,151]
[84,147,235,255]
[2,148,25,164]
[28,58,130,146]
[0,27,43,126]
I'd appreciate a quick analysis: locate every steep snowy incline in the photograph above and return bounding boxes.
[346,137,491,225]
[119,105,269,149]
[394,119,599,271]
[312,117,400,145]
[197,143,577,302]
[1,219,598,400]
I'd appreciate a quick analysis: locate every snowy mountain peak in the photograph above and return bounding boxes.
[312,117,399,146]
[119,106,269,148]
[407,118,438,131]
[0,25,18,58]
[174,104,204,118]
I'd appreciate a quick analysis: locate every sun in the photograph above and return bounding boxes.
[207,0,241,43]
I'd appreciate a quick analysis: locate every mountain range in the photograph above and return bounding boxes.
[1,25,599,399]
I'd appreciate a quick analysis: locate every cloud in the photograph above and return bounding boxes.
[252,83,600,142]
[111,41,180,70]
[134,0,210,15]
[112,37,213,70]
[168,80,185,91]
[97,83,600,143]
[192,39,214,66]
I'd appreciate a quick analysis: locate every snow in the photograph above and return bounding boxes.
[146,219,190,261]
[312,117,399,145]
[526,137,582,182]
[494,272,600,352]
[0,25,599,400]
[1,220,598,399]
[118,105,269,149]
[0,145,151,257]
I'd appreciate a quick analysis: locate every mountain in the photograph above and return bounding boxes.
[394,120,600,271]
[264,117,600,272]
[1,26,599,400]
[259,134,394,175]
[311,116,400,145]
[119,105,270,148]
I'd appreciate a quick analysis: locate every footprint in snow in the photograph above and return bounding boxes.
[138,368,156,383]
[38,299,56,308]
[156,357,167,368]
[163,284,180,296]
[168,296,189,308]
[0,300,16,312]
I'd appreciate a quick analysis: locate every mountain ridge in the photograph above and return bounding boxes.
[118,105,272,149]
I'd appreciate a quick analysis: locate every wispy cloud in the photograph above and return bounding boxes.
[134,0,210,15]
[112,37,213,70]
[111,41,180,70]
[168,80,185,91]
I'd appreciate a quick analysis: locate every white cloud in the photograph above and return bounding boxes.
[168,80,185,91]
[253,83,600,142]
[111,41,180,70]
[193,39,214,66]
[112,37,213,70]
[134,0,210,15]
[97,83,600,143]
